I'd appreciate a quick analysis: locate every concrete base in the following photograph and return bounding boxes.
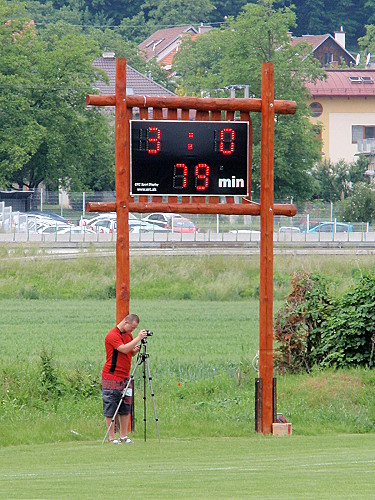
[272,423,292,436]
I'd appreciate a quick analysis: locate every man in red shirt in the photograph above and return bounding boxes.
[102,313,148,444]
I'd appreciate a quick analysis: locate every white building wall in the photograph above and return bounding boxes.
[329,112,375,163]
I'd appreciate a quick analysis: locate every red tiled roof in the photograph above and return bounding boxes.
[92,56,175,97]
[161,49,177,68]
[290,34,330,50]
[139,25,197,61]
[306,69,375,97]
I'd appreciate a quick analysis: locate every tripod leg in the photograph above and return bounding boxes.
[102,355,142,445]
[143,353,147,442]
[145,356,161,443]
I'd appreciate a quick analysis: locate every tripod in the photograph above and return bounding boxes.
[102,339,160,445]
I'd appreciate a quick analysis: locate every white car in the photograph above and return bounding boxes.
[278,226,301,234]
[89,218,117,233]
[82,212,137,228]
[129,220,169,233]
[141,213,186,228]
[41,225,96,235]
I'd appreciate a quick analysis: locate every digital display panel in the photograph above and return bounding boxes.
[130,120,249,196]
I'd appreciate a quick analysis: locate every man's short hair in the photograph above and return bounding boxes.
[125,313,139,324]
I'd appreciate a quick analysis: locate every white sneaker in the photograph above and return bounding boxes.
[109,438,121,444]
[120,436,133,444]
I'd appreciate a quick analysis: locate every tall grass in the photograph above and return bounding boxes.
[1,253,375,445]
[0,297,374,445]
[2,253,375,300]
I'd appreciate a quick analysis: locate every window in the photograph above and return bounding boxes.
[361,76,374,84]
[352,125,363,143]
[324,53,334,65]
[310,102,323,117]
[365,126,375,139]
[352,125,375,143]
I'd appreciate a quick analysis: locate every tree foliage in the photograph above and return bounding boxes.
[312,156,369,202]
[0,2,114,190]
[174,1,325,200]
[341,182,375,223]
[274,0,375,51]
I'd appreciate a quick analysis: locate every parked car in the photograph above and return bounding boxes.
[41,225,96,235]
[81,212,116,227]
[88,217,117,233]
[142,213,186,228]
[142,213,197,232]
[166,217,197,233]
[307,222,353,233]
[82,212,137,228]
[28,211,70,225]
[278,226,301,234]
[129,220,169,233]
[26,216,69,233]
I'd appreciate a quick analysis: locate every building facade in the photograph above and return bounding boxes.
[306,69,375,163]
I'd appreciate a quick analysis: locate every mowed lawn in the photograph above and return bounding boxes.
[0,435,374,499]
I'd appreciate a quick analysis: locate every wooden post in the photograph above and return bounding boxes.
[115,58,130,323]
[86,59,296,435]
[258,62,275,434]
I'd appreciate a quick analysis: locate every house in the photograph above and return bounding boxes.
[92,52,175,100]
[306,69,375,163]
[290,27,356,67]
[138,24,212,72]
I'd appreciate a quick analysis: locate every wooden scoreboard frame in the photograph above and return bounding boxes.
[86,59,297,435]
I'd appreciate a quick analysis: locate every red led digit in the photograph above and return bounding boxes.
[173,163,188,189]
[194,163,210,191]
[148,126,161,155]
[220,128,235,155]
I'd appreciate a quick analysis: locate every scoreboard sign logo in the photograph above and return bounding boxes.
[130,120,249,196]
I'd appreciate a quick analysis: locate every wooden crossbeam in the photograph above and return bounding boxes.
[85,58,298,436]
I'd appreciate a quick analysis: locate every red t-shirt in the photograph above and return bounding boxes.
[102,326,133,381]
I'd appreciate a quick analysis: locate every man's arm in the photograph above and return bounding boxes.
[116,330,148,354]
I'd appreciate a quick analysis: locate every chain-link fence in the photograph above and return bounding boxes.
[0,191,374,243]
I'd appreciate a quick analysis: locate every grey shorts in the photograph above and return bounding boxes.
[102,387,132,417]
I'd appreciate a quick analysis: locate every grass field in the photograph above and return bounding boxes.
[1,297,374,447]
[0,435,374,499]
[1,254,375,498]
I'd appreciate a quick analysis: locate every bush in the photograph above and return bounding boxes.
[325,275,375,368]
[275,271,375,372]
[274,272,333,373]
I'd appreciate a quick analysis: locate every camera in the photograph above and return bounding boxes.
[145,330,153,337]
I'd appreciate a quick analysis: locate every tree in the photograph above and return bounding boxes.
[0,4,114,191]
[312,156,370,202]
[141,0,215,25]
[275,0,375,51]
[173,0,325,200]
[173,29,224,96]
[341,182,375,223]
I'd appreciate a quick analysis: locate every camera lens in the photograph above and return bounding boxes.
[146,330,153,336]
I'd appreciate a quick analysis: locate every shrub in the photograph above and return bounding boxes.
[324,275,375,368]
[275,271,375,372]
[274,272,333,373]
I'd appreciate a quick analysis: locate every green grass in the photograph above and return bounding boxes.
[0,298,374,447]
[0,436,374,499]
[1,254,375,497]
[2,253,375,300]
